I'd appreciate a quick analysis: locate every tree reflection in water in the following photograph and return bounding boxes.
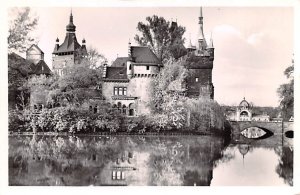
[9,135,231,186]
[9,134,292,186]
[275,146,293,186]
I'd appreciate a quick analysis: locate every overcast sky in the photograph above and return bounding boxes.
[9,7,293,107]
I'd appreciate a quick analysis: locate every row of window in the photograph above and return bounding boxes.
[112,171,125,180]
[114,87,127,96]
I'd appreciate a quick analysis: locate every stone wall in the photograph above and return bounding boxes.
[186,69,212,98]
[52,54,75,71]
[132,65,159,75]
[102,77,154,115]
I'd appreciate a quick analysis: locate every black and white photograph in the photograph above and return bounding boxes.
[2,1,298,194]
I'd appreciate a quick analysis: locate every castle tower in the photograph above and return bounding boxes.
[186,7,214,99]
[52,10,87,76]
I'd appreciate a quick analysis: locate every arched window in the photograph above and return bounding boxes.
[129,103,134,116]
[122,105,127,115]
[117,102,122,108]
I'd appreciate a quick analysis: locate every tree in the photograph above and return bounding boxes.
[134,15,186,62]
[47,59,103,106]
[277,59,294,120]
[8,53,34,109]
[8,7,38,54]
[87,46,107,70]
[150,59,188,113]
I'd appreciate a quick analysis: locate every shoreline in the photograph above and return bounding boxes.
[8,130,230,137]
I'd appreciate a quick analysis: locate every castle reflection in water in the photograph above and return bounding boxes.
[9,134,293,186]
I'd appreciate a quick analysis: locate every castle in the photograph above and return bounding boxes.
[26,8,215,116]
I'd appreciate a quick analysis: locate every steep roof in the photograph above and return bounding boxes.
[31,60,52,75]
[53,33,82,54]
[26,44,44,55]
[8,52,35,76]
[131,46,161,64]
[104,67,128,81]
[111,57,129,67]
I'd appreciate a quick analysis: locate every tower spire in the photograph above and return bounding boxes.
[197,7,207,50]
[200,6,203,18]
[66,9,76,32]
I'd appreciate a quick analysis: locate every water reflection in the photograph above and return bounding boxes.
[9,134,292,186]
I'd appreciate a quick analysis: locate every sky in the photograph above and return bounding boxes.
[9,7,294,107]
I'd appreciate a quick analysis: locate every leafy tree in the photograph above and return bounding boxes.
[87,46,107,70]
[45,47,106,106]
[8,7,38,54]
[150,59,188,113]
[277,59,294,120]
[134,15,186,62]
[8,53,33,109]
[48,62,103,106]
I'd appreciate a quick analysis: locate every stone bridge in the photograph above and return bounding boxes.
[229,121,293,147]
[230,121,293,135]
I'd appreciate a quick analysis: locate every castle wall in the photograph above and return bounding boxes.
[132,65,159,75]
[186,69,212,98]
[52,54,75,72]
[102,77,154,115]
[128,77,153,115]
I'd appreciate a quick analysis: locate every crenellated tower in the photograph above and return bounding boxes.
[52,11,87,76]
[185,7,214,99]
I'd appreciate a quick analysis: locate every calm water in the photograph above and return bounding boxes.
[9,134,293,186]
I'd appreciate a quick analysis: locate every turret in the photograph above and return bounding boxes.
[54,37,59,52]
[127,41,133,78]
[207,34,214,61]
[187,33,196,53]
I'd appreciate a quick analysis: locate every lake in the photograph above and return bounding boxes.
[9,134,293,186]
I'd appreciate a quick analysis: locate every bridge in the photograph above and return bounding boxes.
[229,121,293,147]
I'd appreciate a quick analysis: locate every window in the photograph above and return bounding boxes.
[112,171,116,180]
[129,64,132,70]
[116,171,121,180]
[118,87,123,96]
[146,66,149,70]
[195,77,199,82]
[114,87,118,95]
[123,88,127,96]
